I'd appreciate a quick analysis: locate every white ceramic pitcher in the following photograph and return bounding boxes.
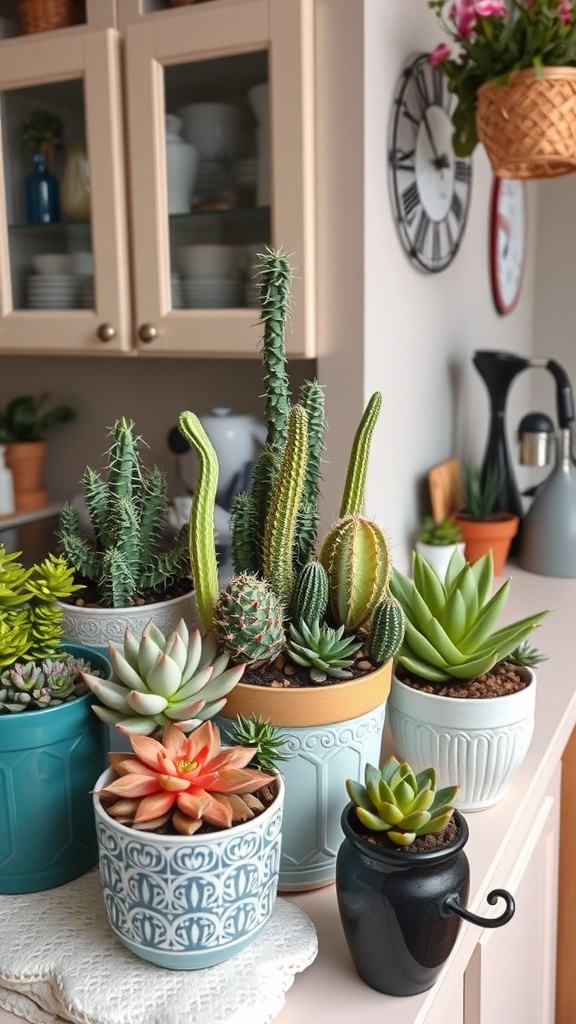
[179,408,266,507]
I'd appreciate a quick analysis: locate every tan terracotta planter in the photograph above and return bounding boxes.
[5,440,49,512]
[454,512,519,576]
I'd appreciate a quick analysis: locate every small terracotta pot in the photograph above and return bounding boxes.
[453,512,519,575]
[5,440,49,512]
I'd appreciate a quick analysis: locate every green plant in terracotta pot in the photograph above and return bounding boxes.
[0,393,75,513]
[176,248,406,891]
[0,544,111,894]
[453,461,519,575]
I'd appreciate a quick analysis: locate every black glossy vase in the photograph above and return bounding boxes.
[336,804,514,997]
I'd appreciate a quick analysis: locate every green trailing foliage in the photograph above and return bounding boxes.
[389,548,549,683]
[347,756,459,847]
[59,418,189,609]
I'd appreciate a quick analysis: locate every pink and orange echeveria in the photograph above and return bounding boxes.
[97,721,276,835]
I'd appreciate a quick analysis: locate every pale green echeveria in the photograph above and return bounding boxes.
[389,549,549,683]
[346,756,458,847]
[82,617,244,735]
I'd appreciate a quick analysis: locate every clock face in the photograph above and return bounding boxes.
[490,178,527,315]
[388,53,473,273]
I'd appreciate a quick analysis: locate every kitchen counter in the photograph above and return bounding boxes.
[0,564,574,1024]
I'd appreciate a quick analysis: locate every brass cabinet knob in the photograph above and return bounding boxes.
[138,323,158,343]
[97,323,116,342]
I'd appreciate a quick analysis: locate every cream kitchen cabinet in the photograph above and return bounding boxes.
[0,0,315,357]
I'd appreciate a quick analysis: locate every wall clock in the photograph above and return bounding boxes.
[388,53,473,273]
[490,178,527,315]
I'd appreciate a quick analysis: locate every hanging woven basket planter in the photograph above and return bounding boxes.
[476,66,576,180]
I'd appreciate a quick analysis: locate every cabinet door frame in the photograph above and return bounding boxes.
[124,0,315,357]
[0,28,132,354]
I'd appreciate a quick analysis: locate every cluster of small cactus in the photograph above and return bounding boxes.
[58,417,189,609]
[0,653,103,713]
[418,516,463,546]
[82,617,245,736]
[346,756,459,847]
[178,249,404,683]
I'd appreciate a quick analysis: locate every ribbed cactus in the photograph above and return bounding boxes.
[258,248,293,453]
[291,560,329,628]
[213,573,285,665]
[178,411,220,633]
[294,380,325,572]
[369,595,406,666]
[262,405,308,606]
[320,515,392,631]
[230,492,260,575]
[339,392,382,518]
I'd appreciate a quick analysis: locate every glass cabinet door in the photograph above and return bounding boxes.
[124,0,315,356]
[0,29,131,353]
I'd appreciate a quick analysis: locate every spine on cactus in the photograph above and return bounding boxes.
[214,573,285,665]
[178,411,219,632]
[291,560,329,628]
[241,443,281,572]
[258,248,293,453]
[230,492,260,574]
[339,392,382,518]
[369,595,406,666]
[262,404,308,607]
[294,379,325,572]
[319,514,392,631]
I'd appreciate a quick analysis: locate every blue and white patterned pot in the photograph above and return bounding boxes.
[93,769,284,970]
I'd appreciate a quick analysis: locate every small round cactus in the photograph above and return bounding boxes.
[369,595,406,666]
[214,573,285,665]
[291,560,329,628]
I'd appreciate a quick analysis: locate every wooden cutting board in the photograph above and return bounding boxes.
[428,457,462,521]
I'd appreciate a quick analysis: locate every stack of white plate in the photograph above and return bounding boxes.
[171,272,183,309]
[182,277,242,309]
[27,274,80,309]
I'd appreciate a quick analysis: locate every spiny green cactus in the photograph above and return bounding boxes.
[178,411,220,633]
[230,492,260,575]
[347,756,459,847]
[339,392,382,518]
[223,713,293,773]
[0,653,102,714]
[257,247,293,453]
[294,380,325,572]
[83,618,244,735]
[291,560,329,628]
[262,404,308,606]
[369,595,406,666]
[389,549,549,682]
[287,620,363,683]
[213,573,285,665]
[320,515,392,631]
[59,417,188,608]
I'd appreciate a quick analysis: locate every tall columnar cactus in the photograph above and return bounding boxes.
[319,515,392,631]
[294,379,325,574]
[369,595,406,666]
[291,560,329,628]
[213,573,285,665]
[177,411,219,633]
[262,404,308,607]
[258,248,293,453]
[339,392,382,518]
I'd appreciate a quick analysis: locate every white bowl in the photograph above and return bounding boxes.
[32,254,73,275]
[177,102,244,161]
[179,244,240,280]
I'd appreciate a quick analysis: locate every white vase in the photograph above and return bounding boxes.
[248,83,270,206]
[388,667,536,812]
[415,541,466,581]
[166,114,199,214]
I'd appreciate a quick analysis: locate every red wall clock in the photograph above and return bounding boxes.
[490,178,527,315]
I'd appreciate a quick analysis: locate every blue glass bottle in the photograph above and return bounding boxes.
[25,152,60,224]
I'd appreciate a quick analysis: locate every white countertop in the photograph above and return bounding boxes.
[0,563,574,1024]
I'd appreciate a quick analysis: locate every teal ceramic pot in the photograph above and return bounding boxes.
[0,645,111,895]
[93,769,284,969]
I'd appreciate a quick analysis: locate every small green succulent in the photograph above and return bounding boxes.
[418,516,463,546]
[508,640,548,668]
[224,713,293,773]
[461,461,502,521]
[346,756,459,847]
[287,619,363,683]
[0,654,103,713]
[82,618,245,736]
[389,549,549,683]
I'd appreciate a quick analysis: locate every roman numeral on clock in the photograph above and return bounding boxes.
[401,182,421,222]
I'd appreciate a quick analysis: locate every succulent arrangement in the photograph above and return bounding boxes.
[98,719,281,835]
[389,549,549,683]
[0,543,107,714]
[346,756,459,847]
[82,617,245,735]
[58,416,189,609]
[0,393,75,443]
[418,516,463,546]
[177,248,405,684]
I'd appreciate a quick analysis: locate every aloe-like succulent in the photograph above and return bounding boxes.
[389,549,549,683]
[346,756,459,847]
[287,620,363,683]
[508,640,548,668]
[223,713,293,773]
[82,618,245,735]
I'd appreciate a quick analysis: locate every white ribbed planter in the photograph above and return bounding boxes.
[388,667,536,812]
[57,591,200,654]
[415,541,465,581]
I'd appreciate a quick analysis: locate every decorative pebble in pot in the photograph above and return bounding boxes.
[336,757,515,996]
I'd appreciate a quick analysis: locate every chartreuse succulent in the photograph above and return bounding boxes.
[82,618,244,735]
[389,549,549,683]
[347,756,459,847]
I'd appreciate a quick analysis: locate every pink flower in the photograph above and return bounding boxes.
[559,0,573,25]
[451,0,477,38]
[430,43,452,65]
[475,0,507,16]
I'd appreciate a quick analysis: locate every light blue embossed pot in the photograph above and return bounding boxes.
[93,769,284,970]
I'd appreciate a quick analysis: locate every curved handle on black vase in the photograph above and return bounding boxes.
[443,889,515,929]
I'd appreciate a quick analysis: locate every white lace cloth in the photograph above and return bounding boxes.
[0,870,318,1024]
